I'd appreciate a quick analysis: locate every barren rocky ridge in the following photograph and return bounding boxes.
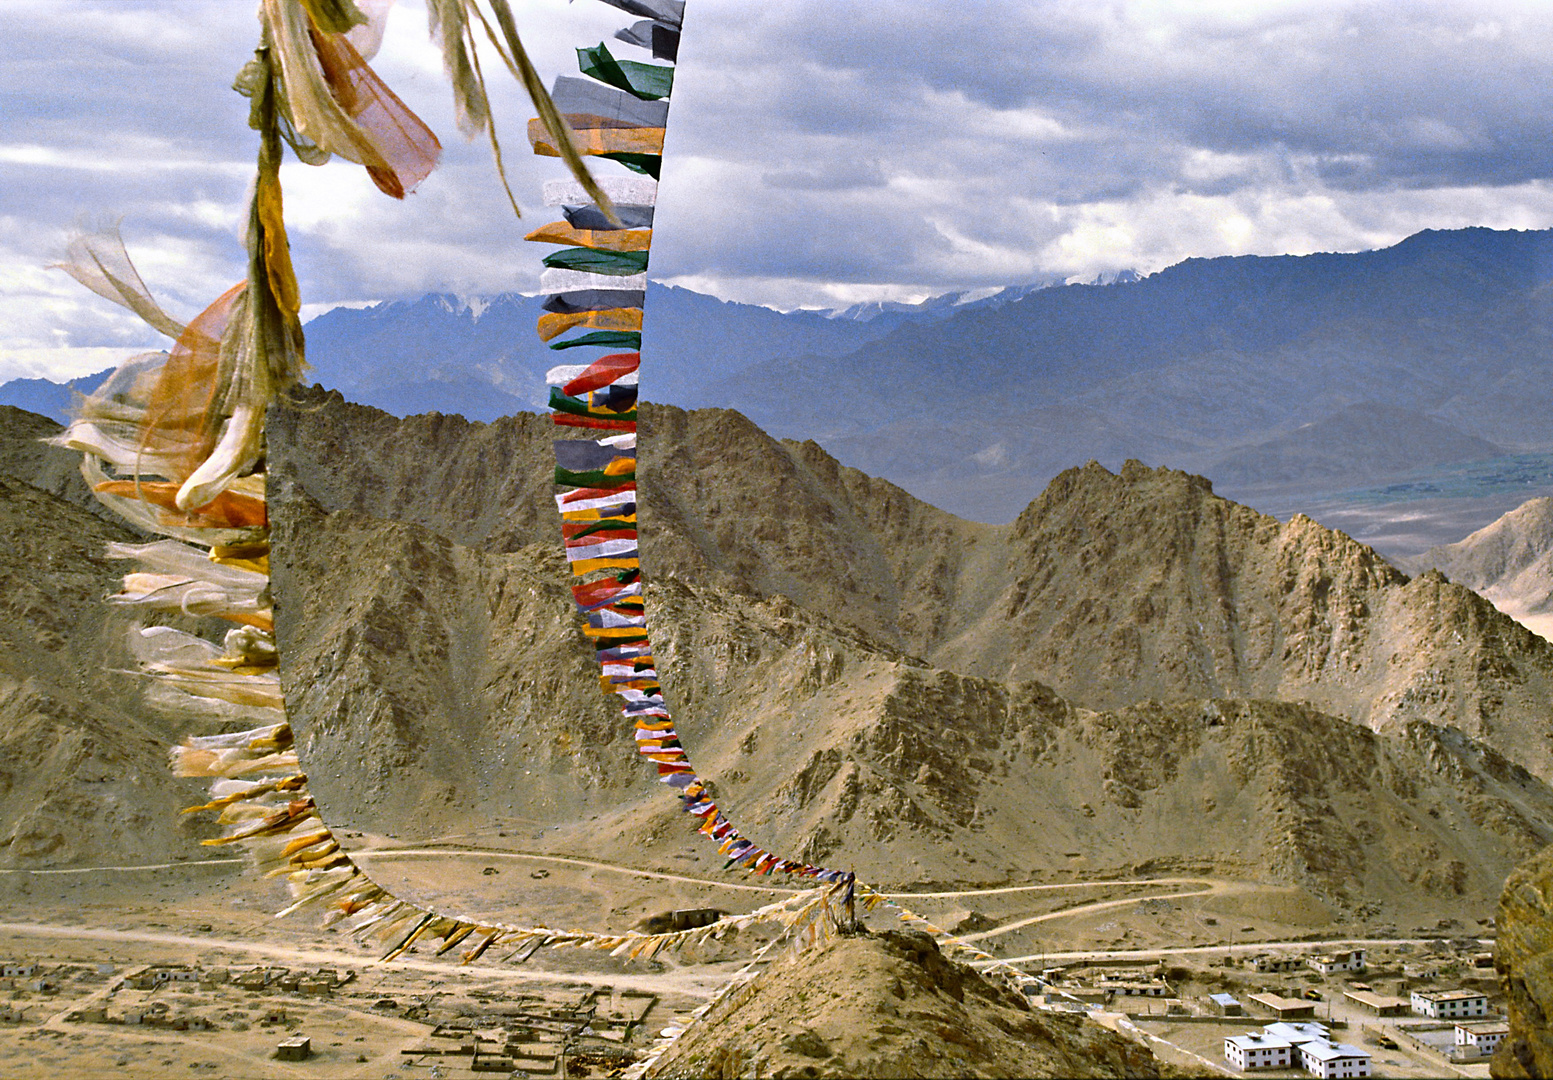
[5,396,1553,933]
[259,393,1553,923]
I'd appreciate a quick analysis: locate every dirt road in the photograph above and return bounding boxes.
[0,921,735,997]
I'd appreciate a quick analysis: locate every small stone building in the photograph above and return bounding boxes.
[276,1036,312,1061]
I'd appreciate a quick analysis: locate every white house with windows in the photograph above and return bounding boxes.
[1225,1023,1334,1072]
[1307,949,1366,975]
[1412,988,1489,1019]
[1456,1022,1509,1057]
[1225,1032,1293,1071]
[1264,1021,1331,1046]
[1299,1039,1372,1078]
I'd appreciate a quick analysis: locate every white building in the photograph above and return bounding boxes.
[1412,989,1490,1019]
[1456,1022,1509,1057]
[1225,1032,1293,1071]
[1264,1021,1331,1046]
[1,963,37,978]
[1307,949,1366,975]
[1299,1039,1372,1078]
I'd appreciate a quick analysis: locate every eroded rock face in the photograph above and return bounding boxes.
[255,396,1553,911]
[0,477,215,866]
[646,929,1162,1080]
[1494,844,1553,1078]
[269,392,1553,786]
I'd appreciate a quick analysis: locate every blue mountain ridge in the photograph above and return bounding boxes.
[6,227,1551,527]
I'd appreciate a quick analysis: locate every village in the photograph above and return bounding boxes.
[1024,934,1505,1077]
[1,930,1505,1078]
[0,945,686,1078]
[0,861,1510,1078]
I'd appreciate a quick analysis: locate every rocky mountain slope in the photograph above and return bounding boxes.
[1407,497,1553,637]
[271,390,1553,785]
[8,395,1553,928]
[0,474,214,866]
[644,930,1164,1079]
[1494,844,1553,1078]
[269,496,1553,918]
[259,402,1553,921]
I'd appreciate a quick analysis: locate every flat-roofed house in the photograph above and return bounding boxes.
[1411,989,1489,1019]
[1247,954,1304,973]
[1299,1039,1372,1078]
[1342,989,1409,1017]
[1307,949,1366,975]
[1456,1022,1509,1057]
[1248,993,1317,1020]
[1225,1032,1292,1071]
[1210,993,1244,1016]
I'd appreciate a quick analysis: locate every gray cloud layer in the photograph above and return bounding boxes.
[4,0,1553,379]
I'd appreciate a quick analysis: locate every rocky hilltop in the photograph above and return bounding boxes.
[644,930,1164,1079]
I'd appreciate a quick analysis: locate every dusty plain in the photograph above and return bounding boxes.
[0,848,1508,1079]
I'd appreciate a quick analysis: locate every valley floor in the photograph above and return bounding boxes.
[0,856,1501,1079]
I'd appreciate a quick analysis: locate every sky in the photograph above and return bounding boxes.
[4,0,1553,382]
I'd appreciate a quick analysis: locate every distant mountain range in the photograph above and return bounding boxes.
[7,226,1553,525]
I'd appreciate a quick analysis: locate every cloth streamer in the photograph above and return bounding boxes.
[63,0,885,998]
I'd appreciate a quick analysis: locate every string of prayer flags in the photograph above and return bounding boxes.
[527,1,859,889]
[64,0,880,988]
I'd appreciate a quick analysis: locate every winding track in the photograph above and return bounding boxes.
[0,921,733,995]
[6,855,1459,963]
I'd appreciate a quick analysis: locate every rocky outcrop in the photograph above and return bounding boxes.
[0,476,214,865]
[1494,844,1553,1078]
[646,929,1163,1079]
[1409,497,1553,607]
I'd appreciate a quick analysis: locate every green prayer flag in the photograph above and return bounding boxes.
[578,42,674,101]
[555,465,636,488]
[600,152,661,179]
[543,247,650,276]
[549,331,643,351]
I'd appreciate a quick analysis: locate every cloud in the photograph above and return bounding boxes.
[6,0,1553,378]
